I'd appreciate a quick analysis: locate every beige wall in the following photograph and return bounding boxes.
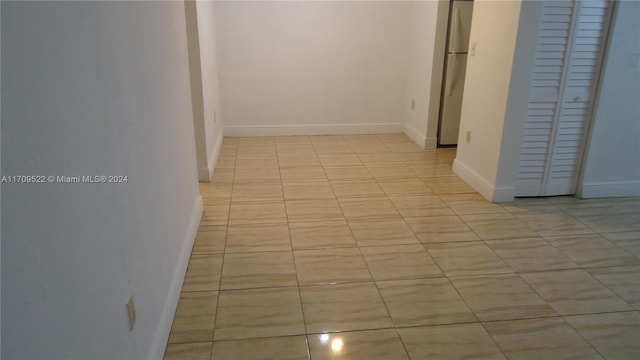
[452,0,524,201]
[214,1,414,135]
[403,0,448,149]
[186,1,225,182]
[2,2,202,358]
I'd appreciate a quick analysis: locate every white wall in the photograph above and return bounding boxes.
[186,0,225,182]
[454,0,639,202]
[1,2,201,359]
[0,2,3,354]
[214,1,413,136]
[495,0,544,198]
[452,0,524,201]
[581,0,640,198]
[197,1,224,178]
[403,0,448,149]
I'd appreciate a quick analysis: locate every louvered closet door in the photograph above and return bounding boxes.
[515,0,613,197]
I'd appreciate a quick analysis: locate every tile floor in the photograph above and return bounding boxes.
[164,134,640,360]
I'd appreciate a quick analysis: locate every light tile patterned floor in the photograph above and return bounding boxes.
[164,134,640,360]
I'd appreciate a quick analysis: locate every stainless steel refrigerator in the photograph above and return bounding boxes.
[439,0,474,146]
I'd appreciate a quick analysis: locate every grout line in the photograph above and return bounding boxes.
[210,138,238,345]
[170,135,640,359]
[476,321,510,359]
[277,141,313,360]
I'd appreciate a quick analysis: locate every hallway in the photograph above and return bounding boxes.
[164,134,640,359]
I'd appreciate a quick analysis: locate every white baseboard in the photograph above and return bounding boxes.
[198,130,224,182]
[453,159,515,203]
[403,124,427,149]
[581,180,640,198]
[197,167,210,182]
[492,185,517,203]
[148,195,203,360]
[403,124,438,150]
[208,131,224,178]
[224,123,403,137]
[425,137,438,150]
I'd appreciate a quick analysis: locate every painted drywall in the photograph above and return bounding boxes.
[0,2,3,354]
[186,0,225,182]
[185,1,210,182]
[196,1,224,178]
[1,2,201,359]
[494,0,544,198]
[214,1,413,136]
[426,1,452,149]
[453,0,523,201]
[581,0,640,198]
[403,0,447,149]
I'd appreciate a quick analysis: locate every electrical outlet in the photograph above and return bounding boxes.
[411,100,415,110]
[470,42,476,56]
[465,130,472,144]
[214,111,217,123]
[127,295,136,331]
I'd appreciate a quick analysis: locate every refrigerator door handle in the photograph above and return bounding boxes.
[447,55,458,96]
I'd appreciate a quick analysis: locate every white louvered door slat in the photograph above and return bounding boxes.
[516,0,575,196]
[515,0,613,197]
